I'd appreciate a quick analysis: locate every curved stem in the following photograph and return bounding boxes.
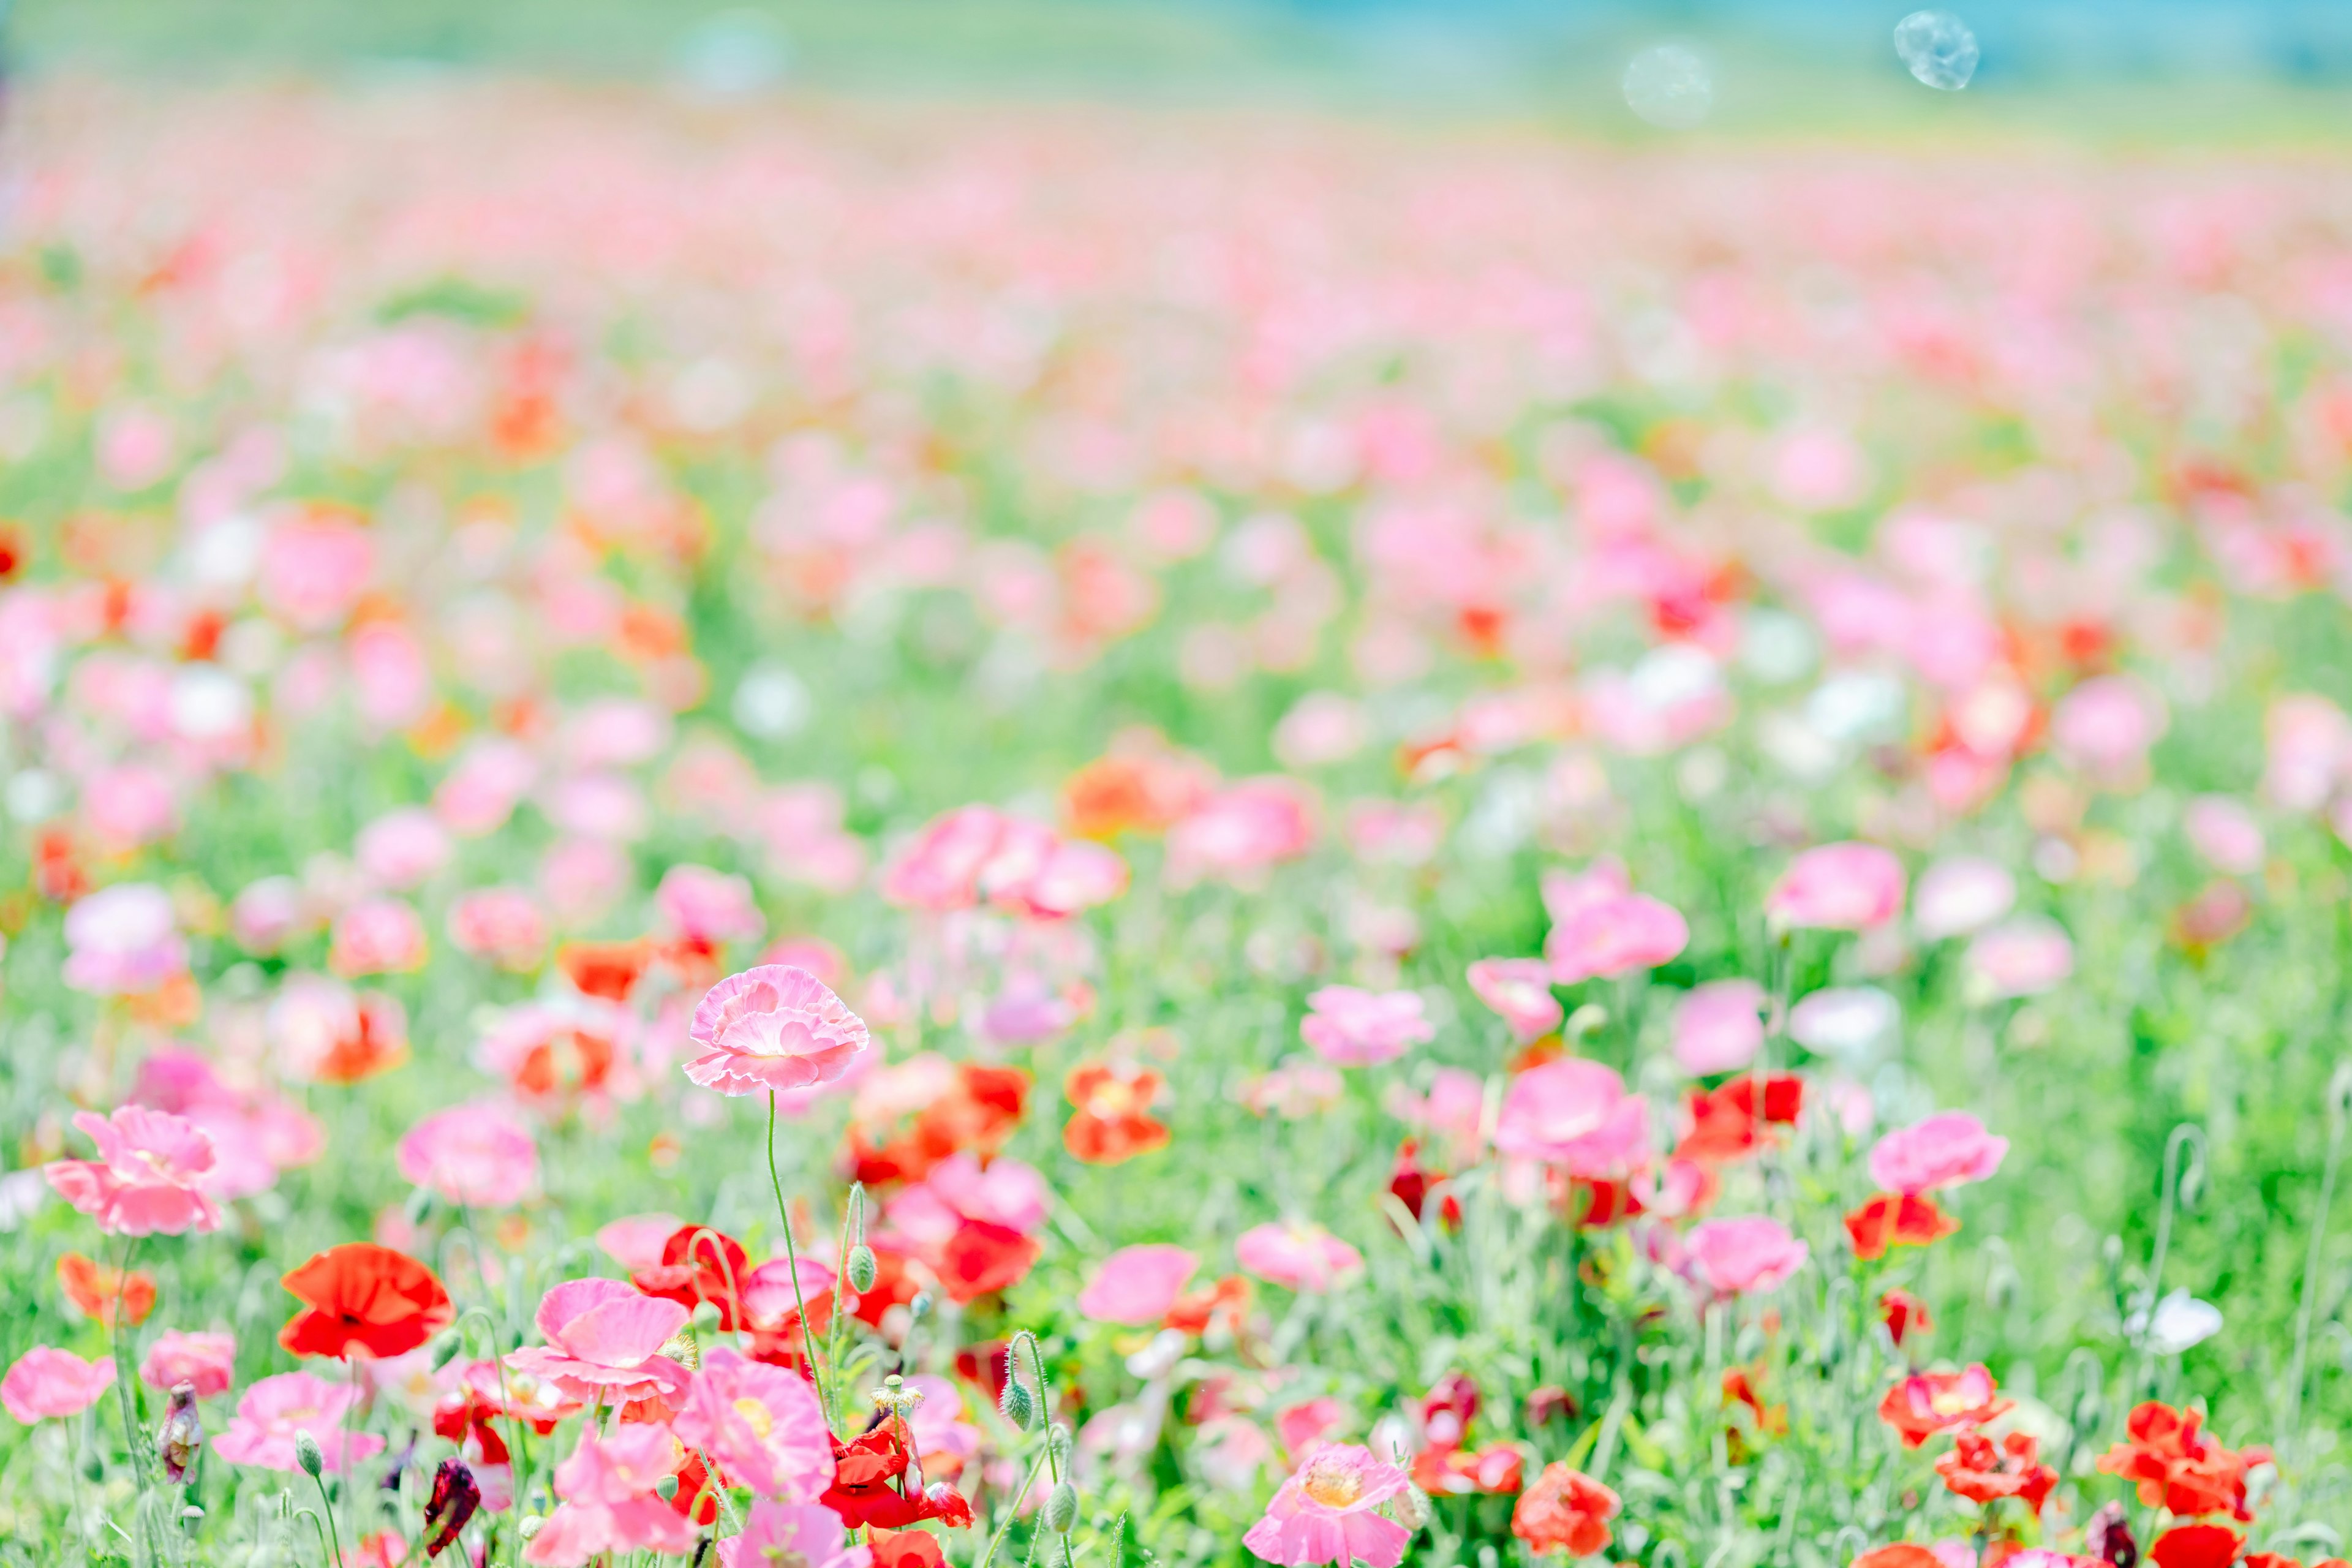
[767,1090,833,1430]
[2285,1069,2352,1446]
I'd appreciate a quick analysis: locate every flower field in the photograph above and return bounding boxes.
[5,74,2352,1568]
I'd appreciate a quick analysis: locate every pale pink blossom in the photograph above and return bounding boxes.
[505,1279,692,1404]
[594,1213,685,1272]
[1077,1245,1199,1325]
[448,886,551,971]
[1547,892,1689,984]
[83,764,179,852]
[1493,1058,1651,1178]
[260,516,374,629]
[397,1101,539,1207]
[328,897,428,976]
[1275,1397,1347,1464]
[655,864,764,944]
[524,1423,696,1566]
[673,1347,833,1500]
[1235,1223,1364,1293]
[1466,959,1562,1042]
[1869,1112,2009,1194]
[139,1330,236,1400]
[434,738,538,837]
[61,883,186,996]
[213,1371,386,1472]
[353,807,452,890]
[717,1501,872,1568]
[1766,842,1907,932]
[230,875,311,953]
[1965,917,2075,1000]
[1912,856,2016,941]
[538,839,633,926]
[2,1348,116,1423]
[2265,694,2352,811]
[1673,979,1766,1075]
[1386,1067,1486,1166]
[684,964,870,1096]
[2050,675,2168,784]
[45,1106,222,1236]
[1683,1215,1810,1297]
[1299,986,1434,1066]
[879,805,1005,911]
[1166,778,1319,888]
[2184,795,2266,875]
[1242,1444,1413,1568]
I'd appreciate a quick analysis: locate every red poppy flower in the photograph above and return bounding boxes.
[2152,1526,2244,1568]
[311,992,412,1086]
[2097,1401,2267,1520]
[58,1253,156,1327]
[278,1243,453,1360]
[1877,1365,2010,1447]
[1414,1442,1525,1496]
[1063,1062,1170,1165]
[630,1225,752,1328]
[822,1430,973,1531]
[868,1528,948,1568]
[1845,1192,1961,1261]
[1879,1289,1934,1347]
[1853,1549,1945,1568]
[666,1448,723,1527]
[1723,1368,1787,1438]
[1390,1140,1463,1227]
[1163,1274,1251,1336]
[1512,1462,1619,1557]
[934,1221,1041,1305]
[1568,1175,1642,1229]
[1676,1074,1804,1164]
[849,1063,1030,1185]
[1419,1371,1481,1447]
[1936,1430,2058,1512]
[557,939,653,1002]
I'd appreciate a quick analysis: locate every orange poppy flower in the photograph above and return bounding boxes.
[1845,1192,1961,1261]
[1937,1430,2058,1512]
[2096,1401,2267,1520]
[1878,1365,2010,1447]
[1512,1462,1619,1558]
[279,1242,454,1360]
[58,1252,156,1327]
[848,1063,1030,1185]
[557,940,654,1002]
[1063,1061,1169,1165]
[1163,1274,1251,1337]
[312,990,412,1086]
[1853,1550,1945,1568]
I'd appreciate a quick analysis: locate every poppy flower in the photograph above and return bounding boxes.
[1845,1191,1961,1261]
[1244,1444,1413,1567]
[506,1278,692,1404]
[1877,1365,2010,1447]
[1676,1074,1803,1164]
[848,1060,1031,1185]
[557,939,654,1002]
[1852,1550,1944,1568]
[1163,1275,1252,1337]
[933,1222,1042,1305]
[278,1243,454,1360]
[2151,1528,2244,1568]
[1413,1443,1525,1496]
[821,1428,971,1531]
[630,1224,753,1328]
[684,964,870,1096]
[1,1348,117,1423]
[1936,1430,2058,1512]
[1063,1061,1170,1164]
[1077,1245,1198,1325]
[423,1458,483,1559]
[1389,1139,1463,1227]
[57,1252,156,1327]
[1879,1289,1934,1347]
[2096,1401,2267,1520]
[867,1528,947,1568]
[44,1105,222,1237]
[1511,1462,1619,1558]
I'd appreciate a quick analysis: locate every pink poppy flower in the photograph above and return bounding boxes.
[261,514,374,630]
[1275,1396,1348,1464]
[1299,986,1434,1066]
[655,864,764,944]
[1077,1245,1199,1325]
[879,804,1005,911]
[84,764,179,852]
[1869,1112,2009,1194]
[885,1153,1051,1251]
[1766,843,1907,932]
[1673,979,1766,1075]
[672,1347,833,1500]
[986,831,1130,919]
[1965,918,2075,1001]
[353,807,453,890]
[717,1501,872,1568]
[2183,796,2266,876]
[139,1330,236,1400]
[1235,1223,1364,1294]
[1387,1067,1487,1165]
[1547,892,1689,984]
[1273,692,1368,769]
[212,1371,386,1472]
[505,1278,692,1404]
[61,883,187,995]
[539,839,633,927]
[2050,675,2168,783]
[524,1423,696,1567]
[448,886,551,971]
[1166,778,1320,888]
[684,965,870,1096]
[595,1213,687,1273]
[328,897,428,977]
[1541,859,1631,923]
[230,876,311,954]
[397,1102,540,1207]
[1912,857,2016,941]
[1466,959,1562,1042]
[2265,694,2352,811]
[1241,1444,1413,1568]
[1493,1058,1651,1178]
[434,737,539,837]
[1683,1215,1809,1297]
[45,1106,222,1236]
[2,1348,116,1423]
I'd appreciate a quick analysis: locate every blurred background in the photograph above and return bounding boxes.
[15,0,2352,139]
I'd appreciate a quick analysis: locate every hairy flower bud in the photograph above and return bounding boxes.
[848,1244,878,1295]
[999,1371,1036,1430]
[293,1429,325,1480]
[1042,1480,1079,1534]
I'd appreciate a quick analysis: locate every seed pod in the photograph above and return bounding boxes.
[848,1244,878,1295]
[655,1474,679,1502]
[1392,1483,1433,1531]
[294,1429,325,1480]
[1042,1480,1079,1534]
[998,1372,1036,1430]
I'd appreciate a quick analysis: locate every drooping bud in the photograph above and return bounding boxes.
[429,1331,466,1370]
[422,1458,483,1559]
[1042,1480,1079,1534]
[293,1429,325,1480]
[158,1384,203,1486]
[1047,1422,1073,1466]
[999,1370,1037,1430]
[848,1244,879,1295]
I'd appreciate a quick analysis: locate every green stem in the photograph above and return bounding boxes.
[767,1090,834,1430]
[311,1470,345,1568]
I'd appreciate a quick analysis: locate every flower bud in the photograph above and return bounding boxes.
[430,1331,466,1370]
[293,1429,325,1480]
[909,1291,934,1322]
[1042,1480,1079,1534]
[1392,1483,1433,1531]
[848,1245,878,1295]
[518,1515,545,1542]
[999,1373,1036,1431]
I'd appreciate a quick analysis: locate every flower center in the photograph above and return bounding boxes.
[734,1396,775,1439]
[761,1550,810,1568]
[1300,1453,1363,1509]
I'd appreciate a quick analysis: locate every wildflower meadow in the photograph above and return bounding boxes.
[4,30,2352,1568]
